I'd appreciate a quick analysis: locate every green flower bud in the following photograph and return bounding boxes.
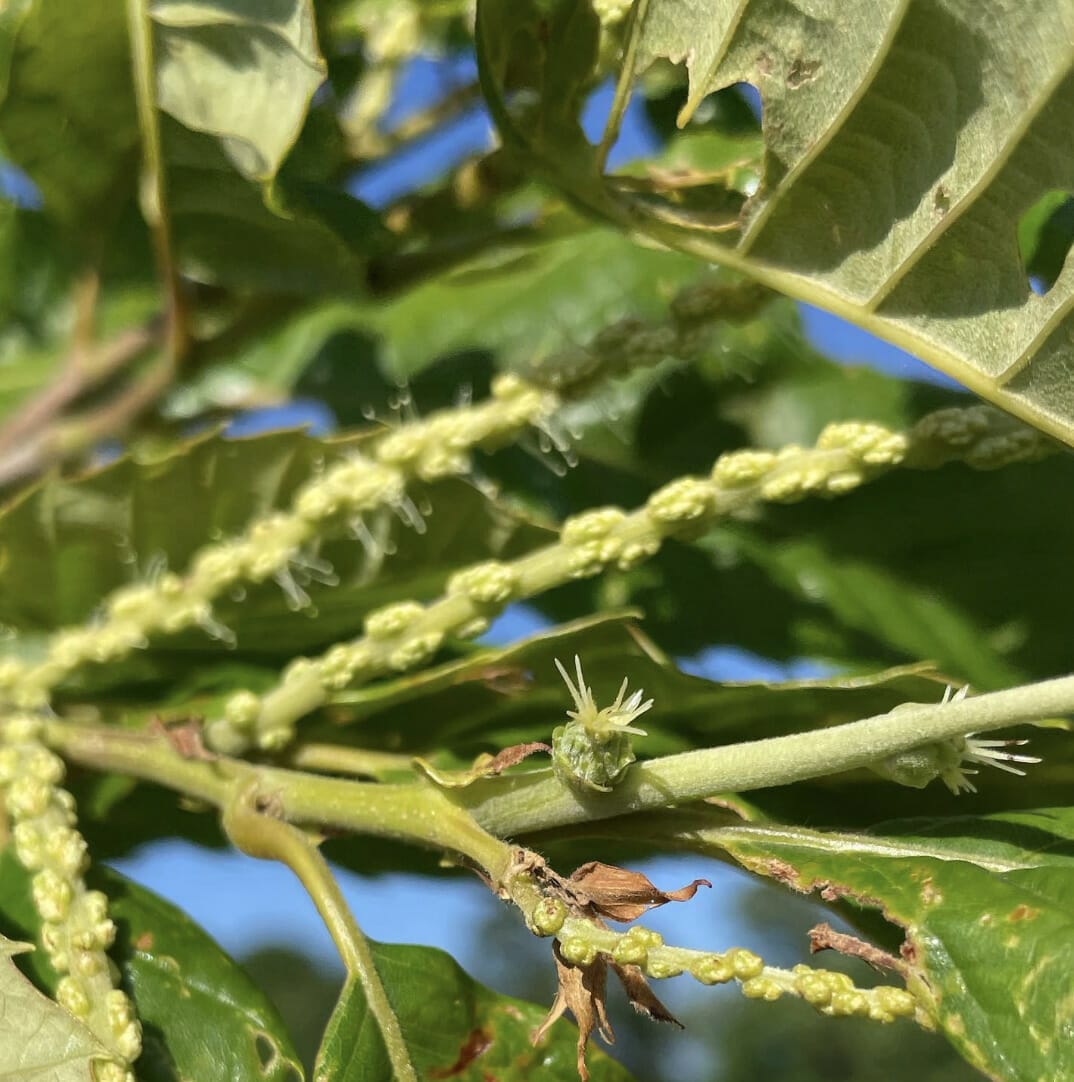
[550,657,651,793]
[448,561,519,605]
[13,821,45,869]
[646,478,716,525]
[612,935,649,966]
[711,449,777,488]
[692,955,734,985]
[616,539,661,570]
[364,602,425,640]
[7,775,52,818]
[23,745,64,785]
[71,948,107,978]
[558,936,598,967]
[531,897,568,937]
[40,921,68,970]
[46,826,88,878]
[34,870,73,922]
[224,690,262,730]
[646,957,684,979]
[388,632,443,672]
[561,508,626,546]
[728,948,764,980]
[741,976,783,1001]
[56,975,91,1019]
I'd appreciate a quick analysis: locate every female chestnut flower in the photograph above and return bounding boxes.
[872,685,1041,795]
[551,656,652,793]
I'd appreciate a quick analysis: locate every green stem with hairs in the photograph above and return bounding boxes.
[45,673,1074,872]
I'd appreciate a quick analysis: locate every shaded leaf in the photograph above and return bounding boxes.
[715,452,1074,688]
[0,933,107,1080]
[313,939,636,1081]
[0,852,304,1082]
[0,0,138,230]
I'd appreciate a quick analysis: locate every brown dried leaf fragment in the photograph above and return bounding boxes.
[611,962,683,1028]
[148,716,216,760]
[569,861,711,922]
[533,941,614,1082]
[414,741,550,788]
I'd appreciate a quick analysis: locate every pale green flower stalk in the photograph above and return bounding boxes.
[551,917,918,1023]
[0,277,777,714]
[0,714,140,1080]
[209,403,1054,754]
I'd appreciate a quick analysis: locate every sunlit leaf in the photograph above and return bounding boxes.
[0,932,108,1080]
[480,0,1074,445]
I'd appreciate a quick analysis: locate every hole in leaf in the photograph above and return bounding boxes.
[1018,189,1074,295]
[253,1031,278,1073]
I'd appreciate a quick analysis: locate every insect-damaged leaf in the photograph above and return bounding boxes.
[651,806,1074,1082]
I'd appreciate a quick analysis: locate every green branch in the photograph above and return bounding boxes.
[44,672,1074,868]
[458,672,1074,837]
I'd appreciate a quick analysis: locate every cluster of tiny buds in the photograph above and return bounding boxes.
[0,714,141,1064]
[374,374,557,480]
[546,913,916,1024]
[203,403,1050,754]
[559,507,659,578]
[526,278,771,393]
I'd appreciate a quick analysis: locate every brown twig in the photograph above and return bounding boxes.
[808,922,905,974]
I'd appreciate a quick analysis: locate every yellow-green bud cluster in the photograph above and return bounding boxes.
[448,561,519,606]
[210,596,455,751]
[0,714,141,1065]
[375,375,556,480]
[790,965,916,1021]
[555,918,915,1025]
[557,505,661,576]
[525,278,770,394]
[611,925,665,968]
[531,897,568,937]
